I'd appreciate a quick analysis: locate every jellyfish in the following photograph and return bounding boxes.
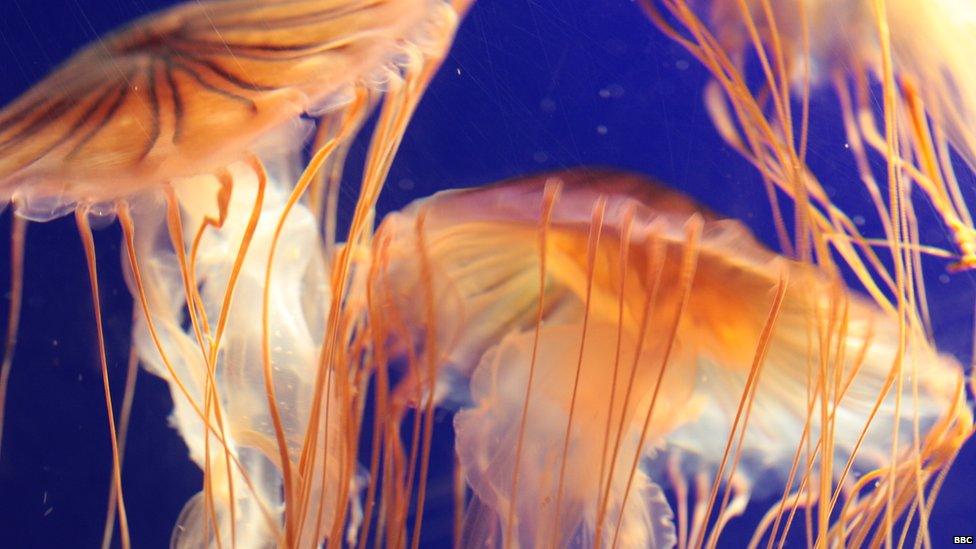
[365,168,972,547]
[630,11,976,543]
[0,0,470,547]
[639,0,976,320]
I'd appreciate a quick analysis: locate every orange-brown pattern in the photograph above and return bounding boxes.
[0,0,437,212]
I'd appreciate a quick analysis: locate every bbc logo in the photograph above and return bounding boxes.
[955,536,974,544]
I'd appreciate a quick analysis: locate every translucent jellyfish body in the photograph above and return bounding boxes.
[0,0,470,547]
[368,169,971,547]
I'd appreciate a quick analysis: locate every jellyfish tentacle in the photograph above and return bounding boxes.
[356,233,396,549]
[184,160,265,549]
[299,7,468,537]
[551,196,607,543]
[406,205,444,549]
[299,123,364,547]
[632,6,975,542]
[120,195,283,547]
[205,158,266,357]
[504,181,560,549]
[0,214,25,457]
[595,204,636,539]
[182,180,230,357]
[261,138,340,547]
[376,228,428,544]
[617,220,704,549]
[163,185,238,548]
[100,319,140,549]
[699,271,787,549]
[253,91,370,548]
[453,319,682,549]
[75,206,131,549]
[644,0,918,308]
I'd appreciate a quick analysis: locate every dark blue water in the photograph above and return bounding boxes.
[0,1,973,547]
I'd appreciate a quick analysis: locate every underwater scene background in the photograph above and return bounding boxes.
[0,0,973,547]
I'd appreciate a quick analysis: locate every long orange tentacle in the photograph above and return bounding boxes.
[76,207,131,549]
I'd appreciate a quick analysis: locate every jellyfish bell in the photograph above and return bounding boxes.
[0,0,470,547]
[372,170,717,377]
[367,168,971,547]
[0,0,463,219]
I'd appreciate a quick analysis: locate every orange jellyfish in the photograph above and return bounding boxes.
[365,169,972,547]
[630,8,976,543]
[637,0,976,335]
[0,0,470,547]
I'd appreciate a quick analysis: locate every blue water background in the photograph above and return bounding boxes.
[0,0,973,547]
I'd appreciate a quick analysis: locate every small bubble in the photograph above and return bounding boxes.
[844,143,850,149]
[853,215,866,226]
[398,178,415,191]
[599,84,625,99]
[596,125,608,135]
[676,59,690,70]
[939,273,951,284]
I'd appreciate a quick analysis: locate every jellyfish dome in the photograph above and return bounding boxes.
[0,1,974,548]
[0,0,470,547]
[367,168,971,547]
